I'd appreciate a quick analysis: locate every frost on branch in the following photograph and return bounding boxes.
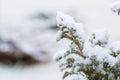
[55,12,120,80]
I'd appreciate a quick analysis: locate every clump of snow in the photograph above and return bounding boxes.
[64,73,88,80]
[54,50,67,61]
[117,54,120,61]
[111,1,120,14]
[110,41,120,53]
[56,11,85,42]
[56,11,76,28]
[66,54,84,65]
[87,30,109,47]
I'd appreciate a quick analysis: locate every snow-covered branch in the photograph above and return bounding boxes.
[55,12,120,80]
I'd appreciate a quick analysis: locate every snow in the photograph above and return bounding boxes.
[65,54,84,65]
[110,41,120,53]
[56,12,85,42]
[0,61,62,80]
[54,50,67,61]
[117,54,120,61]
[64,73,88,80]
[84,39,118,66]
[0,0,120,80]
[55,11,120,80]
[56,11,75,28]
[88,30,109,47]
[111,1,120,14]
[0,24,56,61]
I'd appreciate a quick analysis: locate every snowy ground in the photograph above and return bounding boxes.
[0,0,120,80]
[0,61,62,80]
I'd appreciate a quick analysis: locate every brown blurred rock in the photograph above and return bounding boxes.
[0,41,50,66]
